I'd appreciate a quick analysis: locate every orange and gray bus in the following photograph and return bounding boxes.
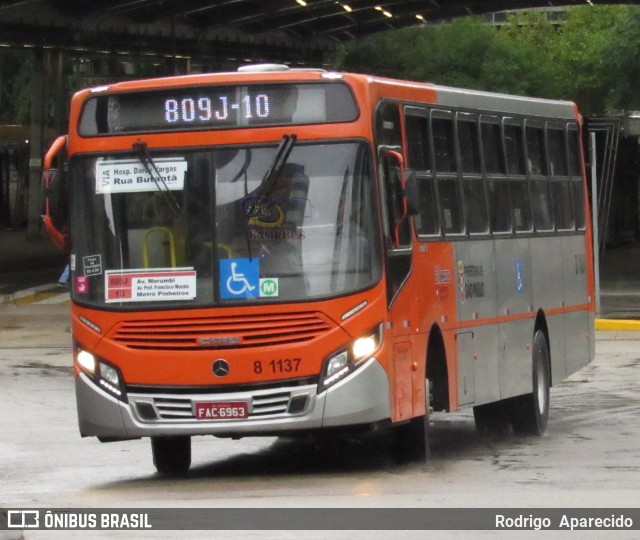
[42,65,595,473]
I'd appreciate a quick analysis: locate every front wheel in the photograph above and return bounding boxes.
[392,382,431,464]
[151,436,191,475]
[511,330,550,436]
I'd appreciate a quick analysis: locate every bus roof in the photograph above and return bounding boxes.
[80,67,579,122]
[359,73,578,121]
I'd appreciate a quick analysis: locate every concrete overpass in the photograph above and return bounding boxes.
[0,1,638,324]
[0,0,635,245]
[0,1,624,67]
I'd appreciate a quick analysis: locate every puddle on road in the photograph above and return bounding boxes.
[10,360,72,375]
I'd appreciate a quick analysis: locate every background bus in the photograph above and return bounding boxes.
[42,65,595,474]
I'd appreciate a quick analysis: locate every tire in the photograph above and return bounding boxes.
[511,330,550,436]
[393,383,431,464]
[151,436,191,475]
[473,400,511,437]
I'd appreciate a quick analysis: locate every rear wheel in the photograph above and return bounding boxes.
[151,436,191,475]
[511,330,550,435]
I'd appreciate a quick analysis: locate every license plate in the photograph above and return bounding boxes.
[194,401,249,420]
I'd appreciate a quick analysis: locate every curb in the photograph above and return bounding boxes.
[0,283,69,305]
[595,318,640,331]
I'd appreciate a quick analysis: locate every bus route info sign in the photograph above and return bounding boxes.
[95,158,187,194]
[105,268,196,303]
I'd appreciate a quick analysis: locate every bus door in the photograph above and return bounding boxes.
[375,102,413,305]
[379,146,425,421]
[379,149,413,301]
[376,101,426,422]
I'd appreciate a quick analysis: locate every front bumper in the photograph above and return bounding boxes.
[76,358,391,439]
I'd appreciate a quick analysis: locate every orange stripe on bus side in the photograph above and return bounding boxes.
[455,303,592,329]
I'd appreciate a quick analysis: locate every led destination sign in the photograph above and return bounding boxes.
[79,82,358,136]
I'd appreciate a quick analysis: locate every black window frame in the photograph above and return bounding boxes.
[525,120,554,233]
[568,124,586,231]
[504,118,532,235]
[456,111,489,236]
[404,108,440,237]
[481,114,510,235]
[400,105,587,244]
[431,110,464,237]
[546,122,575,232]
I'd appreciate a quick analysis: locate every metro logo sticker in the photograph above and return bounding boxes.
[105,268,196,302]
[259,278,279,297]
[95,158,187,194]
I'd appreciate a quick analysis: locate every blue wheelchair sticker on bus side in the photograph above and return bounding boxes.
[220,258,260,299]
[515,259,524,293]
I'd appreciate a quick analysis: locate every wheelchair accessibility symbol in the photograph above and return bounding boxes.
[515,259,524,293]
[220,258,259,299]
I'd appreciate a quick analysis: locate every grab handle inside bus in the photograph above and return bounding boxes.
[143,227,177,268]
[383,149,419,247]
[41,135,68,250]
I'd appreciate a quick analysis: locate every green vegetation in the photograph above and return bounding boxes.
[334,6,640,116]
[0,54,32,124]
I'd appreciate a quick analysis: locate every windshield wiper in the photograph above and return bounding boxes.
[260,134,296,197]
[132,140,182,217]
[244,134,296,260]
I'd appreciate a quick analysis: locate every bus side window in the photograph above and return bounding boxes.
[552,180,575,231]
[433,117,456,173]
[526,126,548,176]
[531,179,553,232]
[511,179,531,233]
[405,113,438,236]
[568,127,586,230]
[488,179,511,233]
[438,178,462,234]
[504,124,525,175]
[482,121,506,175]
[458,117,481,174]
[548,127,574,231]
[432,115,463,235]
[458,115,488,234]
[568,126,582,177]
[504,123,531,233]
[463,177,489,234]
[526,125,553,232]
[406,114,430,171]
[482,119,510,233]
[547,128,568,176]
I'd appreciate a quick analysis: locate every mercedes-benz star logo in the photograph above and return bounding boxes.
[212,359,230,378]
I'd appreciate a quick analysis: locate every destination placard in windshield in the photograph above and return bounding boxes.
[95,157,187,194]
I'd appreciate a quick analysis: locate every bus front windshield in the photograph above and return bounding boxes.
[70,140,381,309]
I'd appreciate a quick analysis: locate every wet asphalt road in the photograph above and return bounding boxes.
[1,302,640,539]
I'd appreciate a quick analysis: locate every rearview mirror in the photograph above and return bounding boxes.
[41,135,68,250]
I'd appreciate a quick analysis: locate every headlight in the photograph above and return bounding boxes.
[75,344,126,401]
[76,350,96,374]
[325,350,349,380]
[99,362,123,397]
[320,324,383,389]
[352,334,378,359]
